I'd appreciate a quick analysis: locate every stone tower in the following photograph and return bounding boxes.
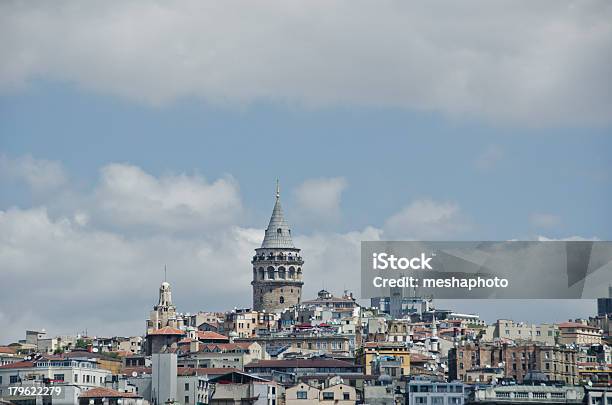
[146,280,183,333]
[251,181,304,312]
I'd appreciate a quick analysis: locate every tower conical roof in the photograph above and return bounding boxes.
[261,181,295,249]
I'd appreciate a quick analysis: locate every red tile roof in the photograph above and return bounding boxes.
[121,366,239,377]
[113,351,133,357]
[558,322,598,329]
[197,331,229,341]
[199,343,253,352]
[411,354,434,363]
[0,360,34,369]
[80,387,141,399]
[148,327,185,336]
[0,346,17,354]
[121,366,152,376]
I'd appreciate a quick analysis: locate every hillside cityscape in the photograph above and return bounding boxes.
[1,190,610,405]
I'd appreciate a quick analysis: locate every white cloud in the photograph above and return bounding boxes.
[1,1,611,125]
[295,226,382,295]
[0,206,260,342]
[294,177,347,222]
[384,199,468,239]
[0,154,67,192]
[475,145,504,170]
[530,212,561,228]
[91,163,242,232]
[537,235,600,241]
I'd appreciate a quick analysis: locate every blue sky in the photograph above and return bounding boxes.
[2,81,610,238]
[0,1,611,342]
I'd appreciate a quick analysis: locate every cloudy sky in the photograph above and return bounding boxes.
[1,1,611,343]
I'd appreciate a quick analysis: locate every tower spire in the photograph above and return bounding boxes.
[261,180,294,249]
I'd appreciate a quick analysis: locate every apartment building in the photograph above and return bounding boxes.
[449,342,578,385]
[482,320,558,345]
[360,342,411,376]
[558,322,602,345]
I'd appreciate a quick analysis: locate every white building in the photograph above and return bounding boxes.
[0,356,111,403]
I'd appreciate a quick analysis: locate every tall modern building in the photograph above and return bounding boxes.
[251,182,304,312]
[597,285,612,316]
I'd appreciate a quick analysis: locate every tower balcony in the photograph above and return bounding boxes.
[251,255,303,265]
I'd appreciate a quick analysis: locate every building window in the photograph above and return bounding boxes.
[185,383,189,390]
[297,391,307,399]
[322,392,334,400]
[185,395,189,404]
[343,393,350,400]
[280,296,285,304]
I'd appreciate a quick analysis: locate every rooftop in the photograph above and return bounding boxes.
[80,387,141,399]
[148,326,185,336]
[0,360,34,369]
[245,358,359,369]
[197,331,230,341]
[558,322,598,329]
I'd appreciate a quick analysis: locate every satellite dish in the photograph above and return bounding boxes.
[92,348,99,353]
[132,371,138,377]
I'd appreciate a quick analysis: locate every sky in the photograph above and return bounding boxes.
[0,1,611,343]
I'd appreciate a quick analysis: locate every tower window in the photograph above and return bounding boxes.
[280,296,285,304]
[277,228,282,234]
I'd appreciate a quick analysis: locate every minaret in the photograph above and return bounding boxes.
[430,314,439,353]
[251,181,304,312]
